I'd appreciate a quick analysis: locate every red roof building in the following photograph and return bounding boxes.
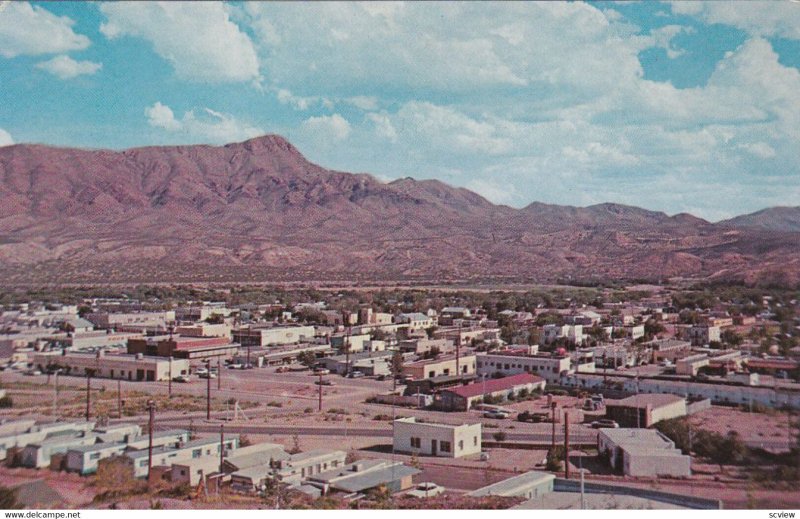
[437,373,546,411]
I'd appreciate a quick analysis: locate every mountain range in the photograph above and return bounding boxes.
[1,135,798,286]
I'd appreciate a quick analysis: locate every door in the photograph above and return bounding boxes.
[431,439,437,456]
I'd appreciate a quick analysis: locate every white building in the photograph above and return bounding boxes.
[393,417,481,458]
[476,353,571,383]
[598,428,690,478]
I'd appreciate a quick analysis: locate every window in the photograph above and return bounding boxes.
[458,440,464,451]
[89,452,101,460]
[440,441,451,453]
[473,436,478,446]
[410,437,421,449]
[192,449,202,459]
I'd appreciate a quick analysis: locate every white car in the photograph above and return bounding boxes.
[406,482,444,498]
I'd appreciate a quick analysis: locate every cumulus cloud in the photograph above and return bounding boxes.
[0,128,13,147]
[35,55,102,79]
[144,102,262,143]
[671,1,800,40]
[0,2,90,58]
[301,114,352,142]
[100,2,259,83]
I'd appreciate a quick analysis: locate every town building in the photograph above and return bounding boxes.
[476,352,571,383]
[393,417,481,458]
[318,351,393,376]
[402,354,476,380]
[85,311,175,330]
[33,351,190,381]
[597,428,691,478]
[127,336,239,361]
[604,394,688,428]
[436,373,546,411]
[307,459,420,495]
[174,323,231,338]
[231,325,315,347]
[467,471,555,499]
[676,354,710,376]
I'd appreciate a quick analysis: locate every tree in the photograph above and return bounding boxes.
[546,446,565,472]
[0,486,22,509]
[297,350,317,368]
[95,455,143,499]
[205,313,224,324]
[391,350,404,379]
[721,329,743,347]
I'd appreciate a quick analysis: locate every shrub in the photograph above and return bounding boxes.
[492,431,507,442]
[0,396,12,408]
[267,401,283,408]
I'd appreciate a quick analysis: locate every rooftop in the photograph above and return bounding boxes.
[443,373,545,399]
[467,471,555,497]
[607,393,685,409]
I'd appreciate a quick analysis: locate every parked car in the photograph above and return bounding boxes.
[483,410,510,419]
[173,375,191,383]
[590,419,619,429]
[276,366,290,373]
[314,379,335,386]
[347,370,365,378]
[227,363,243,369]
[199,372,217,379]
[518,411,550,423]
[195,368,208,376]
[406,482,445,498]
[24,369,42,376]
[313,368,330,376]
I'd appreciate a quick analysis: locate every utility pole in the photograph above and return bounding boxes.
[217,357,221,390]
[318,374,323,412]
[117,378,122,419]
[147,400,155,484]
[219,424,225,475]
[456,323,462,376]
[564,412,570,479]
[168,355,173,397]
[206,360,212,420]
[551,401,557,450]
[85,371,92,422]
[345,327,351,376]
[52,370,60,420]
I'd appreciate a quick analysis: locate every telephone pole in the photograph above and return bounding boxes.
[455,323,462,376]
[85,371,92,422]
[219,424,225,475]
[564,412,570,479]
[117,379,122,419]
[551,401,557,450]
[52,369,60,420]
[217,357,221,390]
[206,360,212,420]
[147,400,155,484]
[318,374,323,412]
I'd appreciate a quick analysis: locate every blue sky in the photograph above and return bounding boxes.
[1,1,799,221]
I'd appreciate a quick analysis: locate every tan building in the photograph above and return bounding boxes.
[393,417,481,458]
[403,354,476,379]
[604,394,687,428]
[598,428,690,478]
[33,351,189,382]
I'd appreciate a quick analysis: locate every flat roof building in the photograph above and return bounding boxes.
[598,428,691,478]
[605,394,687,428]
[393,417,481,458]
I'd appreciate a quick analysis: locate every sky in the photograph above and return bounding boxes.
[1,1,799,221]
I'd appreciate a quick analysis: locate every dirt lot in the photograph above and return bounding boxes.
[687,405,795,448]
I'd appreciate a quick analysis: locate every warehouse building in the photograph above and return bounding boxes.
[437,373,545,411]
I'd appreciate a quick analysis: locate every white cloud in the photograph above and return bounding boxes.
[301,114,352,142]
[0,2,90,58]
[671,1,800,40]
[738,142,776,159]
[466,179,520,206]
[35,55,101,79]
[366,112,397,142]
[144,102,263,143]
[0,128,13,147]
[345,96,379,111]
[144,102,181,131]
[100,2,259,83]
